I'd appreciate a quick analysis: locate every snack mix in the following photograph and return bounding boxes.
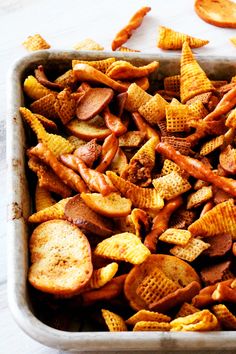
[20,10,236,332]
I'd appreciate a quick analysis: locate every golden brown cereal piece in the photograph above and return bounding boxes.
[34,114,58,132]
[133,321,171,331]
[111,6,151,50]
[72,58,116,73]
[161,137,191,156]
[187,186,213,209]
[23,76,55,101]
[20,107,74,156]
[118,131,146,148]
[152,172,191,200]
[200,135,225,156]
[226,108,236,128]
[124,254,200,311]
[169,208,196,230]
[28,158,72,198]
[76,88,114,121]
[88,263,118,290]
[54,88,76,124]
[102,309,127,331]
[107,171,164,211]
[66,116,111,141]
[94,232,150,265]
[138,93,169,125]
[195,0,236,28]
[80,192,132,218]
[156,142,236,197]
[73,64,127,93]
[164,75,181,94]
[188,199,236,238]
[166,104,190,133]
[22,34,50,51]
[161,159,184,176]
[54,70,76,89]
[121,137,159,187]
[132,112,160,140]
[136,267,180,306]
[144,196,183,253]
[29,144,88,193]
[212,304,236,329]
[28,197,70,223]
[126,310,171,326]
[189,100,208,119]
[170,238,210,262]
[118,46,140,52]
[157,26,209,49]
[159,228,191,246]
[109,147,128,175]
[220,145,236,174]
[67,135,86,149]
[35,183,56,212]
[175,302,200,318]
[28,220,92,296]
[180,41,214,103]
[149,281,201,313]
[170,310,218,331]
[106,61,159,80]
[194,179,209,191]
[20,107,47,140]
[124,83,152,112]
[73,38,104,51]
[82,274,127,306]
[30,93,58,119]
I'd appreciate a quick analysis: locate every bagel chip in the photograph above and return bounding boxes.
[28,220,92,296]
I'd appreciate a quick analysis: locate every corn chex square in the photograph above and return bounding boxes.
[159,228,191,246]
[152,171,191,200]
[170,238,210,262]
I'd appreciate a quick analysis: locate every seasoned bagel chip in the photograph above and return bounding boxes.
[80,192,132,217]
[28,220,92,296]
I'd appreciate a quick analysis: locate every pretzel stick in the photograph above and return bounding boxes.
[132,112,160,140]
[102,107,127,136]
[187,86,236,146]
[192,279,233,308]
[96,134,119,173]
[28,143,88,193]
[60,154,116,196]
[156,142,236,197]
[144,196,183,253]
[111,7,151,51]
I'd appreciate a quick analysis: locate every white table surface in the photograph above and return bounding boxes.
[1,0,236,353]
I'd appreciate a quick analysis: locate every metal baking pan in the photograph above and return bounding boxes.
[6,50,236,351]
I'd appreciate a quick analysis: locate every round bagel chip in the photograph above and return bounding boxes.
[124,254,200,311]
[28,220,93,296]
[195,0,236,28]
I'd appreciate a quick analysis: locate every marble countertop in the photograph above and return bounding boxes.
[1,0,236,353]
